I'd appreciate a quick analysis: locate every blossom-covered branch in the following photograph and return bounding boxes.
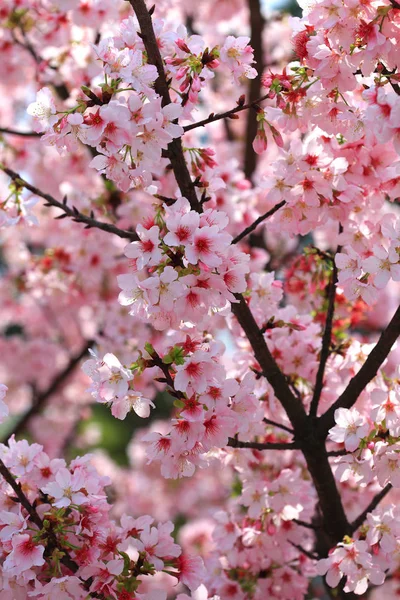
[0,166,138,241]
[318,303,400,436]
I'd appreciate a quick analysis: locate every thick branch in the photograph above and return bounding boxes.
[123,0,350,551]
[231,294,308,431]
[2,341,92,443]
[232,200,286,244]
[350,484,393,534]
[309,250,340,417]
[318,303,400,437]
[125,0,307,434]
[126,0,201,212]
[0,166,138,241]
[183,94,269,133]
[244,0,265,180]
[228,437,299,450]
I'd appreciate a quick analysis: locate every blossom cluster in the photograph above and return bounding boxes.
[118,197,250,330]
[0,425,205,599]
[25,17,256,194]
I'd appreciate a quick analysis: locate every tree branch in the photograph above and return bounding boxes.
[228,437,299,450]
[232,200,286,244]
[318,303,400,437]
[183,94,269,133]
[263,417,294,434]
[0,165,138,241]
[0,460,91,585]
[231,294,308,431]
[0,458,43,529]
[126,0,201,212]
[309,242,341,418]
[350,484,393,534]
[1,341,93,443]
[125,0,307,434]
[244,0,265,180]
[0,127,41,138]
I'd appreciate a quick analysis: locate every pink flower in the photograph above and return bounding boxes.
[174,351,213,394]
[27,88,58,132]
[362,245,400,289]
[42,467,89,508]
[185,226,231,267]
[124,225,162,270]
[220,36,257,83]
[175,554,206,590]
[329,408,369,452]
[3,534,45,575]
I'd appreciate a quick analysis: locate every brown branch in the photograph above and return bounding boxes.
[0,459,93,587]
[0,127,41,138]
[126,0,201,212]
[124,0,350,551]
[293,518,321,530]
[228,437,299,450]
[1,341,93,443]
[350,484,393,534]
[309,240,341,418]
[232,200,286,244]
[318,303,400,437]
[263,417,294,434]
[231,294,308,431]
[0,459,43,529]
[0,166,138,241]
[183,94,269,133]
[244,0,265,180]
[289,540,319,561]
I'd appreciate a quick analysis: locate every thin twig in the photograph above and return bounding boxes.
[0,165,138,241]
[318,302,400,437]
[263,417,294,434]
[293,518,321,530]
[232,200,286,244]
[310,238,341,418]
[228,437,299,450]
[183,94,269,133]
[289,540,319,561]
[1,341,93,443]
[350,484,393,533]
[327,449,349,457]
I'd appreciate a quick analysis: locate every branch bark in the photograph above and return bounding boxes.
[183,94,269,133]
[228,438,299,450]
[232,200,286,244]
[126,0,350,552]
[244,0,265,180]
[350,484,393,534]
[309,247,340,417]
[0,166,138,241]
[126,0,201,212]
[318,303,400,437]
[0,127,41,137]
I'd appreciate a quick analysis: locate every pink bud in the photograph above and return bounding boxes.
[252,128,268,155]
